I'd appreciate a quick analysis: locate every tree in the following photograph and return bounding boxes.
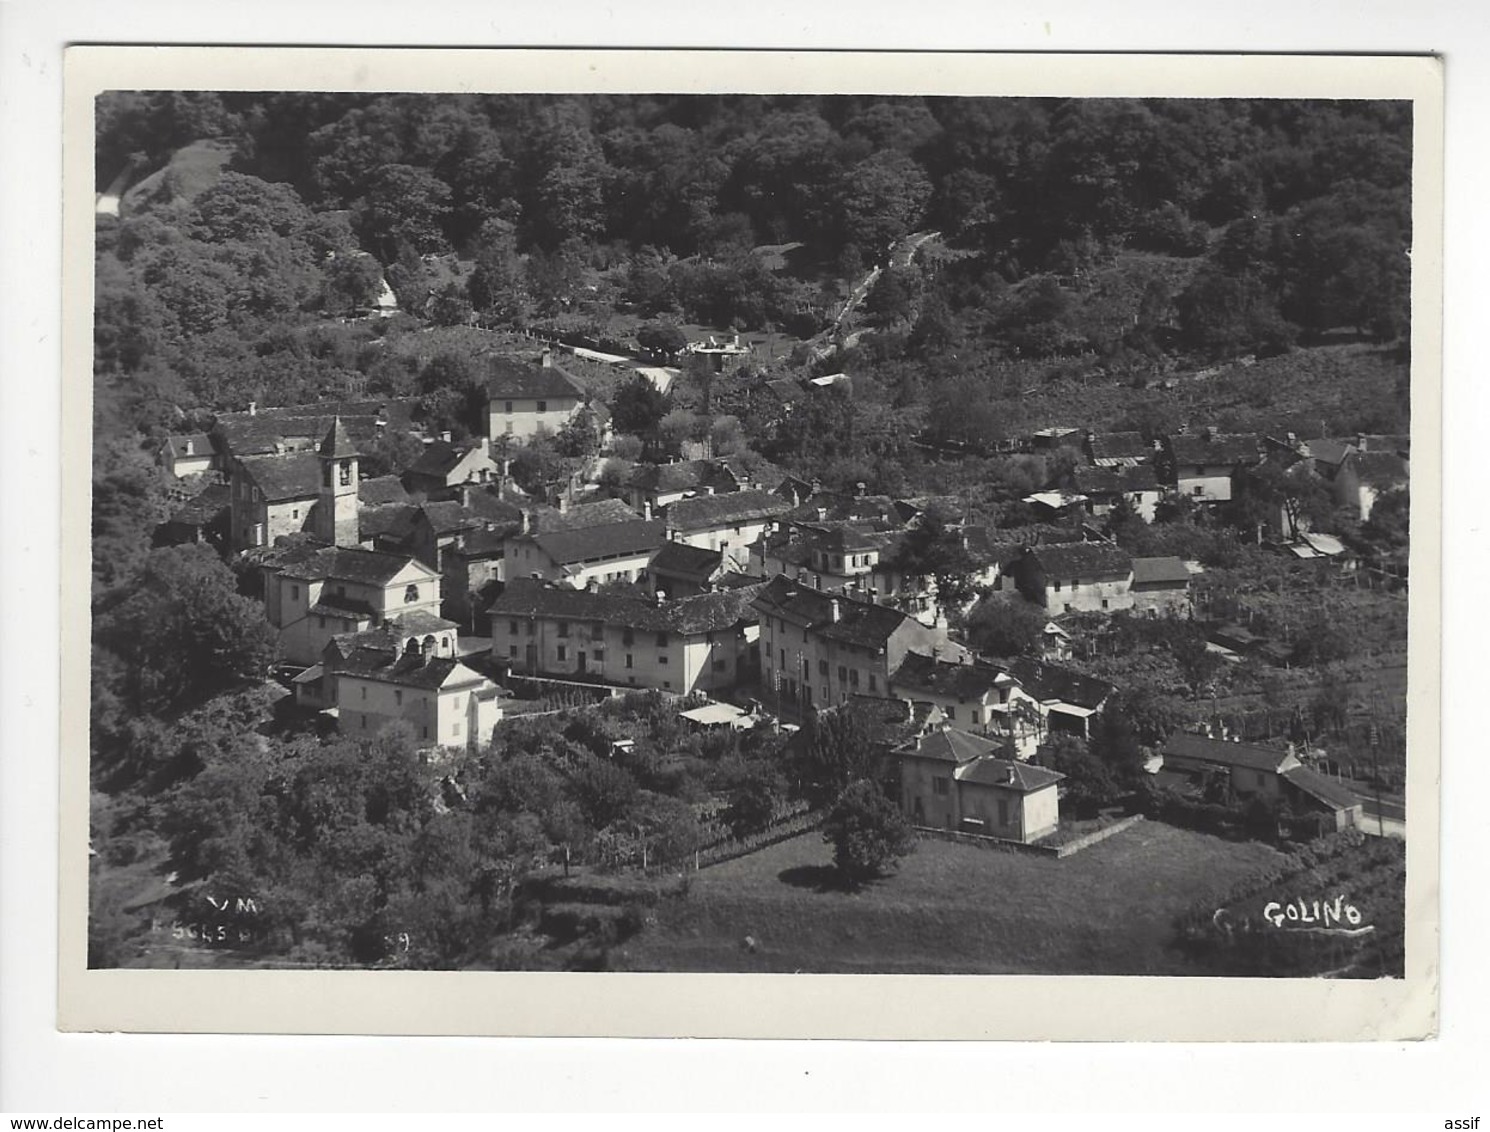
[610,373,672,442]
[965,595,1046,658]
[353,163,452,263]
[636,321,689,364]
[798,707,880,806]
[821,779,914,887]
[720,764,782,840]
[1171,632,1221,696]
[1034,733,1118,818]
[892,515,977,610]
[95,543,276,718]
[322,253,385,316]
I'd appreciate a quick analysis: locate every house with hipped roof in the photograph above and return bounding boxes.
[662,488,791,570]
[294,618,502,751]
[899,725,1065,841]
[488,577,764,694]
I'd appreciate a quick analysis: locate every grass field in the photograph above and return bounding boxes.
[613,820,1286,975]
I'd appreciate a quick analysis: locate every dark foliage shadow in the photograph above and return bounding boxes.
[777,864,856,893]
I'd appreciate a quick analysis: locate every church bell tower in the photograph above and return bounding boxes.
[315,416,360,546]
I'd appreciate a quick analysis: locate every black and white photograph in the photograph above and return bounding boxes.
[60,47,1440,1039]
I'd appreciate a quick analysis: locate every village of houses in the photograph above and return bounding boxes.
[152,339,1407,863]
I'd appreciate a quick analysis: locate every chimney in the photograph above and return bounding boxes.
[855,481,866,497]
[810,478,822,496]
[816,507,828,522]
[814,573,823,591]
[459,483,473,509]
[441,430,453,443]
[520,509,531,535]
[248,401,257,416]
[540,348,553,368]
[829,599,841,623]
[184,439,194,456]
[586,579,599,594]
[654,590,666,607]
[644,500,653,521]
[557,491,569,515]
[1355,433,1368,450]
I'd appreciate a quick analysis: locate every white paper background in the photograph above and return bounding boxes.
[3,0,1486,1114]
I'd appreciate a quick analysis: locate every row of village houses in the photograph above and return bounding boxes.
[148,352,1377,841]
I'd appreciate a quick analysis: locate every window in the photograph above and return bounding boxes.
[625,654,634,669]
[1064,603,1073,613]
[655,632,669,647]
[868,674,878,692]
[525,621,535,636]
[1101,599,1110,610]
[509,620,518,634]
[593,649,605,663]
[997,799,1010,826]
[712,658,726,671]
[361,686,367,700]
[849,669,859,687]
[933,777,949,797]
[1192,484,1205,496]
[971,709,981,724]
[622,628,634,646]
[779,649,785,666]
[291,509,299,520]
[659,655,669,666]
[317,616,326,629]
[1053,580,1062,592]
[422,727,428,739]
[557,621,570,638]
[663,681,672,690]
[557,645,567,662]
[405,584,420,603]
[536,400,547,413]
[453,720,462,736]
[339,462,352,487]
[360,714,367,729]
[818,659,828,676]
[394,690,403,706]
[838,665,847,683]
[290,584,300,601]
[504,421,513,435]
[508,645,517,658]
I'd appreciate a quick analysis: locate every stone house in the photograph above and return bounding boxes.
[401,438,499,500]
[1007,657,1116,742]
[1159,731,1363,831]
[751,574,952,714]
[157,433,219,478]
[663,489,791,571]
[1073,463,1163,523]
[485,352,588,440]
[1011,542,1135,615]
[889,651,1046,759]
[1130,555,1194,617]
[488,577,763,695]
[1165,429,1262,504]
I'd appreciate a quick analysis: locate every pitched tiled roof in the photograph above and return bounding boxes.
[1299,437,1355,467]
[892,653,1010,701]
[1074,464,1161,494]
[750,574,923,650]
[1086,431,1151,462]
[906,727,1003,764]
[531,519,667,566]
[215,399,415,457]
[164,433,216,459]
[358,476,412,506]
[665,489,791,532]
[360,504,419,543]
[238,452,322,502]
[405,439,481,479]
[783,491,900,525]
[1023,542,1132,579]
[1131,556,1192,586]
[960,527,1027,569]
[530,498,641,533]
[1343,450,1409,489]
[490,577,764,634]
[1008,657,1115,711]
[624,459,738,496]
[166,481,232,526]
[420,500,484,537]
[1281,765,1363,812]
[330,648,480,690]
[387,609,462,635]
[955,756,1065,792]
[1168,432,1262,467]
[274,544,432,586]
[808,523,880,554]
[485,356,587,400]
[649,540,724,581]
[1161,731,1295,774]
